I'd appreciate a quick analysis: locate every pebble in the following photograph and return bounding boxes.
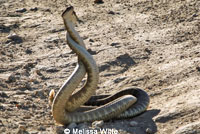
[0,92,8,98]
[113,76,127,83]
[38,126,46,131]
[146,128,153,134]
[55,126,65,134]
[87,49,97,55]
[108,11,115,15]
[67,123,77,129]
[129,121,138,127]
[23,62,37,70]
[196,66,200,72]
[7,33,23,44]
[92,120,104,128]
[89,39,94,42]
[35,70,43,76]
[25,49,33,54]
[7,73,16,83]
[30,7,38,11]
[110,42,120,46]
[46,67,59,73]
[0,120,3,126]
[0,105,4,110]
[16,8,27,13]
[44,37,59,44]
[7,33,19,40]
[94,0,104,4]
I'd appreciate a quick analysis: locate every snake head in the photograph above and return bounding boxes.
[62,6,81,26]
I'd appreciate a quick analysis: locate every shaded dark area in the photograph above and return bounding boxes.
[0,23,19,33]
[99,53,136,73]
[103,109,160,134]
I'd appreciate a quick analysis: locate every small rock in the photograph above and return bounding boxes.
[92,120,104,128]
[23,62,37,70]
[0,120,3,126]
[0,24,10,33]
[108,11,115,15]
[89,39,94,42]
[145,39,150,42]
[192,13,198,17]
[55,126,65,134]
[110,42,121,48]
[43,8,51,12]
[7,33,23,44]
[10,100,18,105]
[16,8,27,13]
[0,105,4,110]
[35,70,43,76]
[30,7,38,11]
[44,37,59,44]
[7,73,16,83]
[1,51,6,55]
[114,77,127,83]
[110,42,120,46]
[129,121,138,127]
[87,49,97,55]
[67,123,77,129]
[7,33,18,40]
[146,128,153,134]
[196,66,200,72]
[94,0,104,4]
[25,49,32,54]
[144,48,152,55]
[38,126,46,131]
[0,92,8,98]
[46,67,59,73]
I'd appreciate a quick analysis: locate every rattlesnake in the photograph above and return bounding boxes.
[50,6,150,125]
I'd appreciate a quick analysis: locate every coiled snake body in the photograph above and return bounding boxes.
[50,6,150,125]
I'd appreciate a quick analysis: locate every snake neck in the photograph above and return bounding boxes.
[66,34,99,112]
[62,15,99,111]
[52,11,99,124]
[63,19,86,48]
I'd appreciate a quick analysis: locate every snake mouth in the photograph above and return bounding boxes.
[62,6,74,17]
[62,6,82,25]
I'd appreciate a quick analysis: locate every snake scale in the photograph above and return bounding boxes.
[50,6,150,125]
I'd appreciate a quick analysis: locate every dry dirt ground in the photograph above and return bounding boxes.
[0,0,200,134]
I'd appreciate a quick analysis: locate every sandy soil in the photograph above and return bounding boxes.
[0,0,200,134]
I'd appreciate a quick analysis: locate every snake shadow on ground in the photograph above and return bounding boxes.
[101,109,160,134]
